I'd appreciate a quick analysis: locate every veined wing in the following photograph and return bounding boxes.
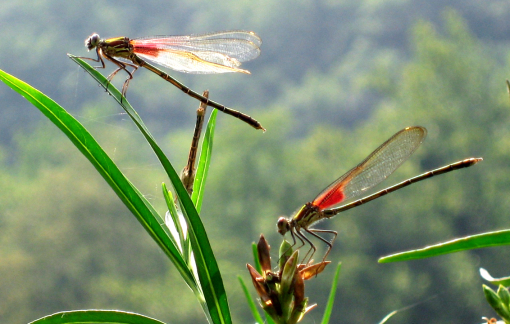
[131,31,261,74]
[312,126,427,210]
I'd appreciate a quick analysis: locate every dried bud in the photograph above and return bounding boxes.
[247,235,328,324]
[299,261,330,280]
[258,234,272,274]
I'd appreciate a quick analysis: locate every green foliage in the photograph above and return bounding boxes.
[380,229,510,263]
[68,55,231,323]
[483,285,510,323]
[29,310,167,324]
[481,268,510,288]
[320,263,342,324]
[1,2,510,324]
[206,10,509,323]
[0,63,230,323]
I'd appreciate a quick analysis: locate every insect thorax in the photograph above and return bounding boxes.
[293,202,323,229]
[101,37,133,59]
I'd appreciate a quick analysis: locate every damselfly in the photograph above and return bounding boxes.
[81,31,264,130]
[277,126,482,263]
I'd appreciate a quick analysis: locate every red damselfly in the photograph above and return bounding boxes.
[277,126,482,263]
[81,31,264,130]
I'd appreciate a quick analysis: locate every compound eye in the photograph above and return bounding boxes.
[85,33,100,50]
[277,217,290,235]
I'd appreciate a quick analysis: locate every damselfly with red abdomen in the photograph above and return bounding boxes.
[277,126,482,263]
[80,31,264,130]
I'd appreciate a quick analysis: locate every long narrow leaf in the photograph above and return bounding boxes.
[29,310,166,324]
[69,55,231,324]
[0,68,197,294]
[68,54,152,137]
[321,262,342,324]
[192,109,217,213]
[251,242,263,275]
[379,229,510,263]
[175,167,231,324]
[162,183,187,256]
[238,276,266,324]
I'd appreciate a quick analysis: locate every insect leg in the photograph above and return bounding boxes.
[305,228,337,262]
[295,228,317,265]
[77,47,105,69]
[102,55,139,99]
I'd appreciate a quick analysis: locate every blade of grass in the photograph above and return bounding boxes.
[321,262,342,324]
[68,55,153,139]
[0,68,198,298]
[379,229,510,263]
[162,183,187,256]
[238,276,266,324]
[192,109,217,213]
[176,189,231,324]
[69,55,231,324]
[29,310,166,324]
[251,242,263,275]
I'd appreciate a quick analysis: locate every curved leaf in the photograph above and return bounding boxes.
[321,262,342,324]
[238,276,266,324]
[0,68,197,298]
[379,229,510,263]
[29,310,166,324]
[69,55,231,324]
[480,268,510,287]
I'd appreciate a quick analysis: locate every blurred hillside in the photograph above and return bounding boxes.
[1,1,510,323]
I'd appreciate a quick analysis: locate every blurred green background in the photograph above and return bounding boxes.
[1,1,509,323]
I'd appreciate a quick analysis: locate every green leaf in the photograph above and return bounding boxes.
[379,229,510,263]
[480,268,510,287]
[238,276,265,324]
[162,183,188,260]
[280,250,299,297]
[321,262,342,324]
[69,55,231,324]
[178,192,231,324]
[0,67,195,290]
[28,310,166,324]
[280,250,299,321]
[499,286,510,308]
[192,109,217,213]
[279,240,293,270]
[265,313,276,324]
[483,285,510,321]
[68,55,151,134]
[251,242,263,275]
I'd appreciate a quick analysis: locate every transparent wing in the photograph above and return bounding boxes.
[312,126,427,210]
[131,31,261,74]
